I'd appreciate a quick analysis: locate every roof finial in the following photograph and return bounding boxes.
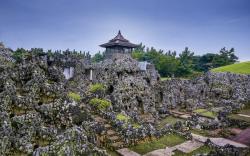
[118,30,121,35]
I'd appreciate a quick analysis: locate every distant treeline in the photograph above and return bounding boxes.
[12,48,91,62]
[92,43,238,78]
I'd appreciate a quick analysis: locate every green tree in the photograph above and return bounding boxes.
[212,47,238,68]
[92,51,104,62]
[158,56,180,77]
[177,47,194,76]
[12,48,28,62]
[196,53,217,72]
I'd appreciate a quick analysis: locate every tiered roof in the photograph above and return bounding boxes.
[100,30,138,48]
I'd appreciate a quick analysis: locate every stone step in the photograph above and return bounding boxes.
[144,149,165,156]
[165,147,174,156]
[111,141,124,149]
[179,114,191,119]
[107,130,116,136]
[174,140,204,153]
[192,133,248,148]
[117,148,141,156]
[171,110,186,115]
[108,136,120,142]
[94,116,107,123]
[191,133,208,143]
[104,124,112,129]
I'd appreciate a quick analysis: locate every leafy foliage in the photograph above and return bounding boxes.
[89,83,106,93]
[68,92,81,102]
[116,113,130,122]
[132,123,141,129]
[12,48,30,62]
[132,44,239,78]
[12,48,91,63]
[92,51,104,62]
[89,98,111,110]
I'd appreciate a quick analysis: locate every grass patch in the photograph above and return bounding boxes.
[174,145,212,156]
[191,129,210,137]
[237,108,250,116]
[129,134,186,155]
[160,77,172,81]
[193,109,216,119]
[211,61,250,74]
[106,149,120,156]
[68,92,81,102]
[201,111,216,118]
[228,114,250,123]
[157,116,184,128]
[193,109,207,113]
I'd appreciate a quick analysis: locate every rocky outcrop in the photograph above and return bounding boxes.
[0,46,249,155]
[159,72,250,111]
[0,48,107,155]
[71,54,161,114]
[0,45,15,65]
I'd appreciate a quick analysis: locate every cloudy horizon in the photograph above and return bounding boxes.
[0,0,250,61]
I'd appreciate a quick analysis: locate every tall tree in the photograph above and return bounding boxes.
[92,51,104,62]
[212,47,238,67]
[177,47,194,76]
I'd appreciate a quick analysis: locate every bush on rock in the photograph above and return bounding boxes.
[89,98,111,110]
[68,92,81,102]
[89,83,106,93]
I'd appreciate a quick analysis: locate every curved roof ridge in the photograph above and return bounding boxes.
[110,30,129,42]
[100,30,138,48]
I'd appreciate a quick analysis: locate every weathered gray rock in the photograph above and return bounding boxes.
[1,47,249,155]
[159,72,250,111]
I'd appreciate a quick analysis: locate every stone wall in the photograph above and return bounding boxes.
[158,72,250,111]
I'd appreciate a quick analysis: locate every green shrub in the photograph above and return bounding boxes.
[68,92,81,102]
[132,123,141,129]
[89,98,111,110]
[89,83,106,93]
[116,113,129,123]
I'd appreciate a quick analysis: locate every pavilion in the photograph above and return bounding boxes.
[100,30,138,58]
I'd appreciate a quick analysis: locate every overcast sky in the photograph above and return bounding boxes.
[0,0,250,61]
